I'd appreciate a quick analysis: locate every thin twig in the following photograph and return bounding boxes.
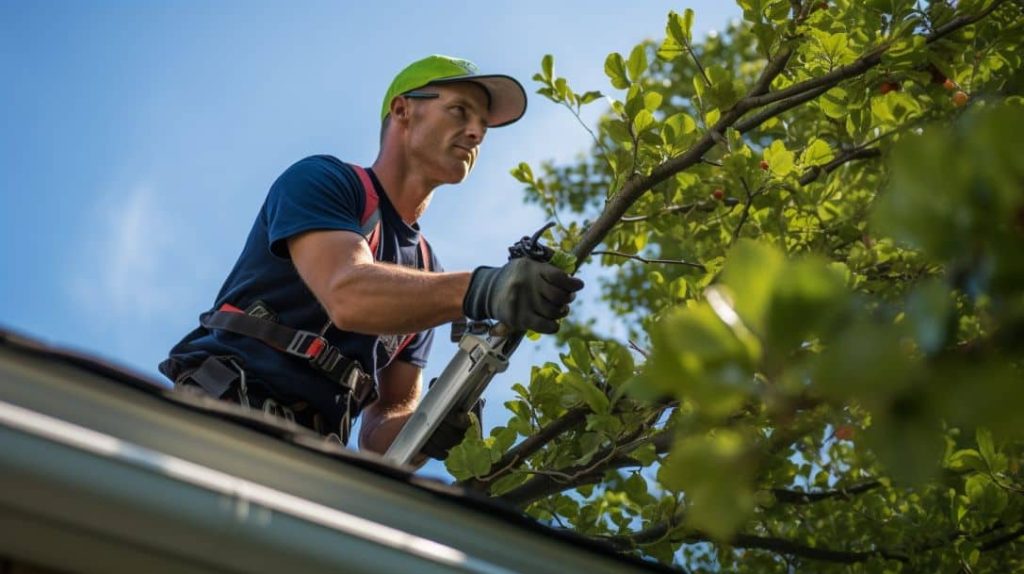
[628,339,650,358]
[980,524,1024,552]
[731,177,756,243]
[620,197,740,222]
[459,406,590,491]
[591,250,707,270]
[683,35,712,87]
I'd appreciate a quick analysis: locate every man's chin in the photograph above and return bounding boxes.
[442,163,473,184]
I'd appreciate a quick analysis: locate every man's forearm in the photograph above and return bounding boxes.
[327,263,471,335]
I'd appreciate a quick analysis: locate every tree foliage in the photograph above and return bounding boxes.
[448,1,1024,571]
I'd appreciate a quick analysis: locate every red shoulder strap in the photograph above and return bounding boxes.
[350,164,382,256]
[418,236,431,272]
[389,237,433,361]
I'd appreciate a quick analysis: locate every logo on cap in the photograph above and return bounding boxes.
[451,58,479,75]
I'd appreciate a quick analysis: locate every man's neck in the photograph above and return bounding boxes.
[370,154,434,225]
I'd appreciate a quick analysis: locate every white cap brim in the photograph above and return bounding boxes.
[429,74,527,128]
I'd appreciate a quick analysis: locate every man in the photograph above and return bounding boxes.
[160,55,584,461]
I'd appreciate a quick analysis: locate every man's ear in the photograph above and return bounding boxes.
[390,96,412,124]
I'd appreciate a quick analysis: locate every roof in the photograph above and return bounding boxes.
[0,327,673,574]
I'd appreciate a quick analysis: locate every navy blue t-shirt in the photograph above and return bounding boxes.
[161,155,440,426]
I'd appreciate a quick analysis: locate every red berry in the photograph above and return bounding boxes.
[835,425,855,441]
[952,90,969,107]
[759,160,770,171]
[712,188,725,200]
[879,81,899,95]
[943,78,957,91]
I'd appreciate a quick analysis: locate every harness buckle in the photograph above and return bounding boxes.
[285,331,328,359]
[311,344,344,372]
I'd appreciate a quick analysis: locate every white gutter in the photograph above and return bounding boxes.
[0,399,516,574]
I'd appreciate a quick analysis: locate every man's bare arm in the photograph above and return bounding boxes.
[358,360,422,457]
[288,229,470,335]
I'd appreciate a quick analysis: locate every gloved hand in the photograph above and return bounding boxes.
[462,258,585,334]
[421,409,474,460]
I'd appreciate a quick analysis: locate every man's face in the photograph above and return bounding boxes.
[403,82,490,184]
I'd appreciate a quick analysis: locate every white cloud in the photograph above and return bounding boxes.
[68,184,200,325]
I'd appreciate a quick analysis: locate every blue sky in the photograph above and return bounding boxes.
[1,1,739,476]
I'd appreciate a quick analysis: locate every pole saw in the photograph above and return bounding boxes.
[383,223,572,466]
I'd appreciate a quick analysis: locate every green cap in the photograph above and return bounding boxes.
[381,54,527,128]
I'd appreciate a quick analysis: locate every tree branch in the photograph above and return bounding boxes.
[980,523,1024,552]
[460,406,589,491]
[620,197,740,222]
[570,2,1003,270]
[734,84,833,133]
[598,524,908,563]
[798,147,882,186]
[591,250,707,271]
[500,430,674,507]
[727,533,909,564]
[771,480,882,504]
[570,46,796,266]
[740,1,1005,111]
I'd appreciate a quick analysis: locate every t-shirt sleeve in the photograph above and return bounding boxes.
[265,156,366,259]
[395,243,444,368]
[396,328,434,369]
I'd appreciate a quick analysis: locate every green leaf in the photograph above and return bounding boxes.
[706,108,721,127]
[490,473,529,497]
[766,0,790,21]
[666,10,694,46]
[605,342,635,387]
[579,90,604,105]
[818,86,848,119]
[445,438,494,480]
[643,91,663,112]
[633,109,655,133]
[976,428,998,471]
[765,256,848,356]
[627,44,648,83]
[965,473,1008,516]
[719,239,785,335]
[799,138,834,167]
[947,449,987,472]
[564,371,610,414]
[640,304,757,418]
[763,140,795,176]
[658,431,755,540]
[604,52,629,89]
[663,112,697,146]
[630,443,658,466]
[549,250,577,271]
[541,54,554,82]
[568,337,592,373]
[510,162,534,184]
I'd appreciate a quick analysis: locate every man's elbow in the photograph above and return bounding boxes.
[323,266,372,333]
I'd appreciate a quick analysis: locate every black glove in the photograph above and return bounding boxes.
[419,376,486,461]
[421,410,474,460]
[463,258,585,334]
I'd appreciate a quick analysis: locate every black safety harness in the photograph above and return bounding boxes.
[187,164,432,442]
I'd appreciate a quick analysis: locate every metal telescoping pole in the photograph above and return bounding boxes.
[383,224,556,466]
[383,330,524,465]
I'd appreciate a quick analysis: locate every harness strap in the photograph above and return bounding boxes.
[200,304,376,407]
[349,164,432,362]
[351,165,383,256]
[349,164,432,272]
